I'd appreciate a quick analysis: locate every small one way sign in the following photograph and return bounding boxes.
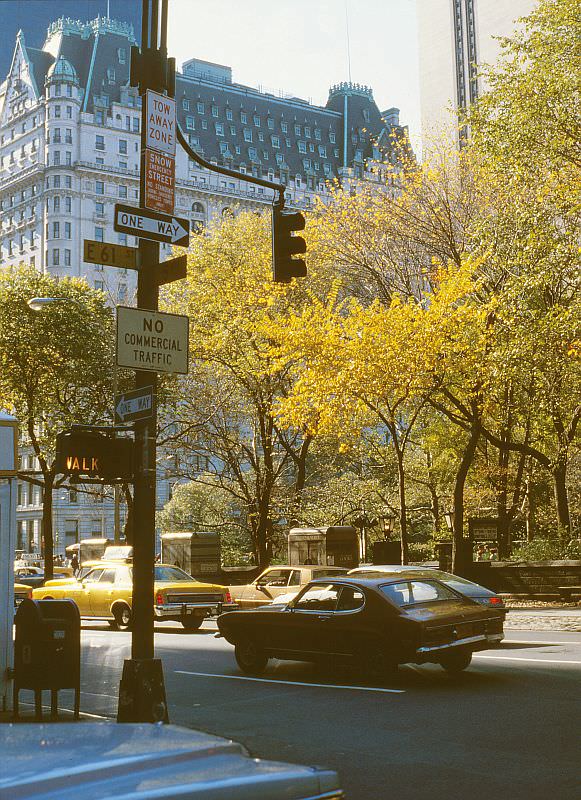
[114,204,190,247]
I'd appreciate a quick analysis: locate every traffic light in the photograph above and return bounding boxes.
[272,208,307,283]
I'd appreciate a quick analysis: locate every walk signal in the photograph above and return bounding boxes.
[272,208,307,283]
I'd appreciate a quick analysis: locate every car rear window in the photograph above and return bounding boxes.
[154,566,195,582]
[380,580,458,607]
[311,568,346,578]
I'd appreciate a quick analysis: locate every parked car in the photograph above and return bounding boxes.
[348,565,506,611]
[33,563,236,630]
[13,566,73,589]
[218,573,505,677]
[13,582,32,610]
[0,722,343,799]
[230,565,348,609]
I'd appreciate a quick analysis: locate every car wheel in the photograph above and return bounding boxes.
[441,649,472,674]
[181,615,204,631]
[235,639,268,675]
[114,604,132,631]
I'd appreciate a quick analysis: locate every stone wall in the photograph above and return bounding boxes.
[468,561,581,596]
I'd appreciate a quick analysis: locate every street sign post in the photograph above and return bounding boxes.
[154,254,187,286]
[144,149,175,214]
[145,90,176,156]
[116,306,189,374]
[115,386,155,424]
[83,239,139,270]
[114,203,189,247]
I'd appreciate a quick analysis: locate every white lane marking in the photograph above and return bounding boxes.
[474,655,581,665]
[176,670,405,694]
[18,701,110,720]
[503,639,581,646]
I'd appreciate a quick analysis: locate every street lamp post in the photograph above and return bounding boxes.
[378,513,396,539]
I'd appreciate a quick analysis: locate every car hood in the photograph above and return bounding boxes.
[42,577,79,587]
[14,583,30,593]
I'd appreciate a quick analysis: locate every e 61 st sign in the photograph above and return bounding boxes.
[116,306,189,374]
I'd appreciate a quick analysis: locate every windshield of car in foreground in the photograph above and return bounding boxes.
[380,580,458,607]
[154,566,196,582]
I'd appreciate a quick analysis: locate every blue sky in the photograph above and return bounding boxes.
[168,0,421,149]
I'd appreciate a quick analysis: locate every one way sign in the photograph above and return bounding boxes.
[114,386,155,424]
[114,204,190,247]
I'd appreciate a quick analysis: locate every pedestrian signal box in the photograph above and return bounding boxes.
[55,431,134,483]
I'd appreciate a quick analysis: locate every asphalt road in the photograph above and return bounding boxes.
[23,622,581,800]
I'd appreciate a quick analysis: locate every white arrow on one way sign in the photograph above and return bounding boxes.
[114,204,190,247]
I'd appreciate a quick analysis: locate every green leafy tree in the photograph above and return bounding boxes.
[0,268,114,579]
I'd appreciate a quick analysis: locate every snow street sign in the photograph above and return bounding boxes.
[114,204,189,247]
[114,386,155,424]
[116,306,189,374]
[145,90,176,156]
[144,148,175,214]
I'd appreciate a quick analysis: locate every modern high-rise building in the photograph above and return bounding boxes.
[416,0,537,146]
[0,13,408,554]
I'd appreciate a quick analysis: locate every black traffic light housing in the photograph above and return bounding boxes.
[272,207,307,283]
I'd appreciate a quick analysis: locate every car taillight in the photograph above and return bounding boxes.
[489,596,503,606]
[224,590,232,604]
[27,589,32,599]
[155,592,164,605]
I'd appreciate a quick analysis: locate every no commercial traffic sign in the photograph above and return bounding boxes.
[116,306,189,374]
[114,204,189,247]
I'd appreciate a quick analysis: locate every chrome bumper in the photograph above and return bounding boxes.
[416,633,488,655]
[154,602,239,619]
[154,602,221,618]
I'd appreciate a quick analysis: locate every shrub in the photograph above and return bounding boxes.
[510,538,581,562]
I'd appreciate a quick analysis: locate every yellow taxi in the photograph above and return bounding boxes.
[33,562,235,630]
[14,582,32,610]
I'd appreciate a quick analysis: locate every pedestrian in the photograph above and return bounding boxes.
[71,553,79,575]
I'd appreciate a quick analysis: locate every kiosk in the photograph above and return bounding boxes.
[288,526,360,568]
[161,532,221,580]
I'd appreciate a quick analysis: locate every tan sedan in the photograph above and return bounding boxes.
[231,565,348,609]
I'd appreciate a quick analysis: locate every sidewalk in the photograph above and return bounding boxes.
[505,606,581,632]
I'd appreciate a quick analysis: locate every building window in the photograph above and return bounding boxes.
[315,129,321,140]
[226,109,232,120]
[95,227,104,242]
[107,68,116,83]
[132,117,139,132]
[95,201,105,216]
[118,283,127,301]
[65,196,72,213]
[248,147,257,160]
[64,222,71,239]
[243,129,252,142]
[65,129,72,144]
[119,139,128,155]
[66,106,72,118]
[182,99,190,110]
[118,233,128,245]
[329,132,336,143]
[253,115,261,127]
[197,102,205,113]
[263,150,269,160]
[52,248,59,265]
[215,123,224,136]
[54,105,61,118]
[186,116,195,130]
[94,280,104,291]
[119,185,127,199]
[117,48,126,64]
[53,151,60,165]
[212,105,219,117]
[298,141,307,154]
[65,175,72,188]
[95,135,105,151]
[305,126,311,139]
[53,221,60,239]
[271,136,280,148]
[201,120,208,129]
[95,110,104,125]
[96,181,104,195]
[318,145,327,158]
[240,111,247,123]
[65,151,72,165]
[53,196,60,212]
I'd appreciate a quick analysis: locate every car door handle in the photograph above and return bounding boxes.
[316,615,332,622]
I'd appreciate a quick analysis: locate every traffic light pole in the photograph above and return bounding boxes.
[117,0,170,724]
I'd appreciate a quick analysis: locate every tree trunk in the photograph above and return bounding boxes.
[122,483,134,545]
[42,476,55,582]
[452,421,480,575]
[496,442,510,559]
[394,448,409,565]
[552,461,571,537]
[525,478,536,541]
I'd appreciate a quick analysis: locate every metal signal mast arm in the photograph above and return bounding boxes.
[176,125,286,209]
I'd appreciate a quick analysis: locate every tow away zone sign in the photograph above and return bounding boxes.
[116,306,189,374]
